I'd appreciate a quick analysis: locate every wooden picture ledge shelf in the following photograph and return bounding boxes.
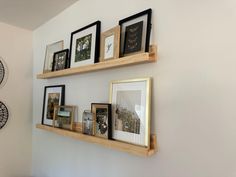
[37,45,157,79]
[36,124,157,157]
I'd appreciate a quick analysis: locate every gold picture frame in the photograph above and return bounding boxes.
[109,78,151,147]
[100,26,120,62]
[53,105,75,130]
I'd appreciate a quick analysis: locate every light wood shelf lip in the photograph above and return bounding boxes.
[36,124,157,157]
[37,45,158,79]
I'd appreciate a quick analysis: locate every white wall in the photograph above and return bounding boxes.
[0,22,32,177]
[32,0,236,177]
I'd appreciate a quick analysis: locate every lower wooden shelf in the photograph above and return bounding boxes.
[36,124,157,157]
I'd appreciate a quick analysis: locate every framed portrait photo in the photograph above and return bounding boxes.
[52,49,69,71]
[69,21,101,68]
[42,85,65,126]
[53,105,75,130]
[110,78,151,147]
[82,110,95,135]
[119,9,152,57]
[91,103,112,139]
[100,26,120,62]
[43,40,64,73]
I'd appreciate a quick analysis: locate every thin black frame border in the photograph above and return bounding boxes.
[69,21,101,67]
[91,103,112,139]
[119,8,152,57]
[52,49,70,71]
[41,85,65,126]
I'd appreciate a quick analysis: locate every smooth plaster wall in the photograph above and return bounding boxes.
[32,0,236,177]
[0,22,32,177]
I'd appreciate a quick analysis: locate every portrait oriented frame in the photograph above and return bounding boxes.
[69,21,101,68]
[119,9,152,57]
[100,26,120,62]
[82,110,95,135]
[91,103,112,139]
[109,78,151,147]
[52,49,70,71]
[43,40,64,73]
[42,85,65,126]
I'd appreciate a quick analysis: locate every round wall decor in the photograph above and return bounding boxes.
[0,57,8,88]
[0,101,9,129]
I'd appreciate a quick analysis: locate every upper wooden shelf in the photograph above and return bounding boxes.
[36,124,157,157]
[37,45,157,79]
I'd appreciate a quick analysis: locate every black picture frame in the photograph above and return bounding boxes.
[91,103,112,139]
[69,21,101,68]
[42,85,65,126]
[119,9,152,57]
[52,49,69,71]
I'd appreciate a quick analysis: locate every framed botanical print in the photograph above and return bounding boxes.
[43,40,64,73]
[119,9,152,57]
[52,49,69,71]
[91,103,112,139]
[100,26,120,61]
[69,21,101,68]
[53,105,75,130]
[42,85,65,126]
[110,78,151,147]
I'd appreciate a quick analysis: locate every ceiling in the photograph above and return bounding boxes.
[0,0,79,30]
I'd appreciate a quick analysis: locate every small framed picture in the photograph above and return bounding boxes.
[119,9,152,57]
[53,105,75,130]
[42,85,65,126]
[82,110,95,135]
[52,49,69,71]
[110,78,151,147]
[91,103,112,139]
[100,26,120,61]
[69,21,101,68]
[43,40,64,73]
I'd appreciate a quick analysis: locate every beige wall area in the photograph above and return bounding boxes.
[0,22,33,177]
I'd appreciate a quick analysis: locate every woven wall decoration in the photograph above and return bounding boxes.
[0,101,9,129]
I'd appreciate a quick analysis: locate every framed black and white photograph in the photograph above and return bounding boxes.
[43,40,64,73]
[82,110,94,135]
[110,78,151,147]
[91,103,112,139]
[42,85,65,126]
[69,21,101,68]
[100,26,120,61]
[119,9,152,57]
[52,49,69,71]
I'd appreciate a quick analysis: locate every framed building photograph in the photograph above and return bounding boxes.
[52,49,69,71]
[42,85,65,126]
[110,78,151,147]
[82,110,95,135]
[69,21,101,68]
[100,26,120,61]
[119,9,152,57]
[91,103,112,139]
[43,40,64,73]
[53,105,75,130]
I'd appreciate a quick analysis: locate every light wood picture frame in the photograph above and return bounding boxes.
[110,78,151,147]
[100,26,120,62]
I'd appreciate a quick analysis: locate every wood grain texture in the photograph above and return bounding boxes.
[37,45,158,79]
[36,124,157,157]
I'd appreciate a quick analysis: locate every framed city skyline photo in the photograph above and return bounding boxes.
[52,49,69,71]
[100,26,120,61]
[91,103,112,139]
[119,9,152,57]
[43,40,64,73]
[82,110,95,135]
[69,21,101,68]
[42,85,65,126]
[110,78,151,147]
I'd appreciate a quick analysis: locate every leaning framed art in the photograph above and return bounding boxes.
[52,49,69,71]
[110,78,151,147]
[42,85,65,126]
[119,9,152,57]
[69,21,101,68]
